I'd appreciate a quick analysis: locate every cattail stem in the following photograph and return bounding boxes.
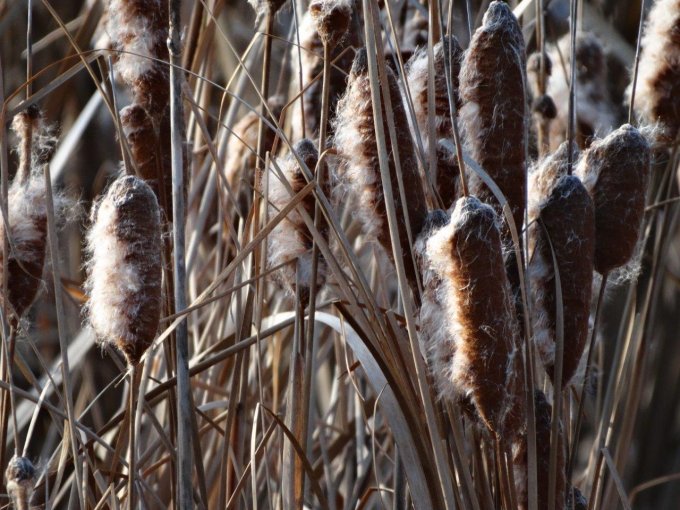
[628,0,647,124]
[127,364,138,510]
[567,0,578,174]
[168,0,192,507]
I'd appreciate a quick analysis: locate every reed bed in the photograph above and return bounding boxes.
[1,1,679,509]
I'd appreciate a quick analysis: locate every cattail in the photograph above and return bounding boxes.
[401,8,428,52]
[424,196,523,439]
[248,0,287,22]
[108,0,169,117]
[527,52,557,156]
[334,48,428,295]
[433,139,459,210]
[0,109,56,322]
[547,33,617,151]
[309,0,352,48]
[632,0,680,144]
[575,124,651,275]
[459,1,527,244]
[225,97,285,210]
[267,139,326,302]
[86,175,162,366]
[406,35,463,153]
[528,148,595,386]
[292,3,360,140]
[512,390,566,510]
[5,455,36,510]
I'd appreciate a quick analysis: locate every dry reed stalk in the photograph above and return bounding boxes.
[575,124,651,275]
[333,48,427,295]
[459,1,527,244]
[406,35,463,154]
[5,455,35,510]
[547,33,617,151]
[267,139,326,303]
[513,391,566,510]
[528,143,595,387]
[424,196,523,440]
[85,174,162,366]
[631,0,680,144]
[292,2,359,140]
[108,0,169,118]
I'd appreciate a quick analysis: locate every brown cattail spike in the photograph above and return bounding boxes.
[434,140,459,209]
[267,139,326,303]
[334,48,428,296]
[513,391,566,510]
[406,35,463,153]
[459,1,527,247]
[5,456,36,510]
[309,0,351,47]
[575,124,651,275]
[424,197,523,439]
[108,0,170,117]
[633,0,680,143]
[529,172,595,387]
[86,175,162,366]
[293,5,360,139]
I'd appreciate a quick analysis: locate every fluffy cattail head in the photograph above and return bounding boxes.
[575,124,651,275]
[108,0,169,116]
[267,139,324,303]
[5,455,36,510]
[632,0,680,143]
[309,0,351,47]
[513,391,566,510]
[120,104,161,185]
[529,174,595,387]
[406,35,463,152]
[248,0,287,21]
[334,48,427,296]
[86,175,162,366]
[424,196,523,439]
[292,6,359,140]
[459,1,527,244]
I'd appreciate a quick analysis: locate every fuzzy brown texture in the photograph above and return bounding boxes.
[109,0,169,117]
[407,35,463,153]
[531,175,595,387]
[401,9,428,51]
[434,140,459,210]
[225,97,284,211]
[532,94,557,120]
[293,5,360,140]
[86,175,162,366]
[513,390,566,510]
[425,197,523,439]
[575,124,651,275]
[248,0,287,20]
[267,139,326,302]
[633,0,680,143]
[5,455,36,510]
[459,1,527,244]
[309,0,351,47]
[120,104,163,188]
[334,48,428,297]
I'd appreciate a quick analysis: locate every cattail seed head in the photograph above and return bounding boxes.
[547,33,617,151]
[334,48,428,296]
[309,0,352,47]
[424,196,523,439]
[0,109,61,322]
[632,0,680,143]
[434,139,460,210]
[5,455,36,510]
[459,1,527,245]
[513,391,566,510]
[86,175,162,366]
[292,6,360,140]
[108,0,169,117]
[575,124,651,275]
[249,0,287,21]
[120,104,163,190]
[267,139,326,302]
[406,35,463,154]
[529,172,595,387]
